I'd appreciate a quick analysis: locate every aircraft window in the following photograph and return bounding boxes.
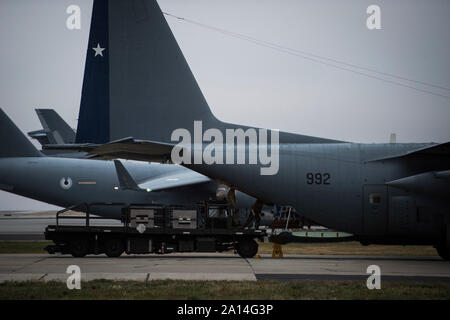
[369,193,382,204]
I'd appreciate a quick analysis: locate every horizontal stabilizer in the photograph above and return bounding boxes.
[139,170,211,192]
[43,142,98,152]
[27,129,51,146]
[44,137,174,162]
[113,159,210,192]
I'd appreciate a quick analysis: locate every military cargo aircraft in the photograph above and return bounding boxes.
[49,0,450,260]
[0,108,256,219]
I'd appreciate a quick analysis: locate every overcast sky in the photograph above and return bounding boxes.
[0,0,449,210]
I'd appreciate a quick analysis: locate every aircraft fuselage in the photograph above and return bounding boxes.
[0,157,219,218]
[182,142,450,244]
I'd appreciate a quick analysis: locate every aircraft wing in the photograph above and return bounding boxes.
[367,142,450,162]
[387,170,450,198]
[374,143,450,198]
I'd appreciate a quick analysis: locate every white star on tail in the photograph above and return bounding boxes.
[92,43,105,57]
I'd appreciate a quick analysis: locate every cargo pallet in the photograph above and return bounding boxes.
[44,202,265,258]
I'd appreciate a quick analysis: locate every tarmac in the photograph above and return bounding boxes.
[1,211,449,283]
[0,253,449,283]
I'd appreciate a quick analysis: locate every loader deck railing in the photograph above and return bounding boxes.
[55,202,127,227]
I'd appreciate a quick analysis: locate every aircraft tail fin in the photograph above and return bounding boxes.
[110,1,342,143]
[36,109,76,144]
[76,0,110,144]
[28,109,76,145]
[107,0,221,143]
[78,0,342,144]
[113,160,140,190]
[0,109,42,158]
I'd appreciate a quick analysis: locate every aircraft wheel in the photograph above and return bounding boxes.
[435,244,450,261]
[104,239,125,257]
[236,239,258,258]
[69,240,88,258]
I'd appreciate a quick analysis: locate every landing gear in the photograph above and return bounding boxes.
[69,239,88,258]
[436,224,450,261]
[243,200,263,229]
[435,244,450,261]
[104,239,125,257]
[236,239,258,258]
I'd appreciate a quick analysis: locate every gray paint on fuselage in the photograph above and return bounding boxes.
[0,157,218,218]
[182,142,449,237]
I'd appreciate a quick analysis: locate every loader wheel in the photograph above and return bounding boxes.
[236,239,258,258]
[435,244,450,261]
[104,239,124,257]
[69,240,89,258]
